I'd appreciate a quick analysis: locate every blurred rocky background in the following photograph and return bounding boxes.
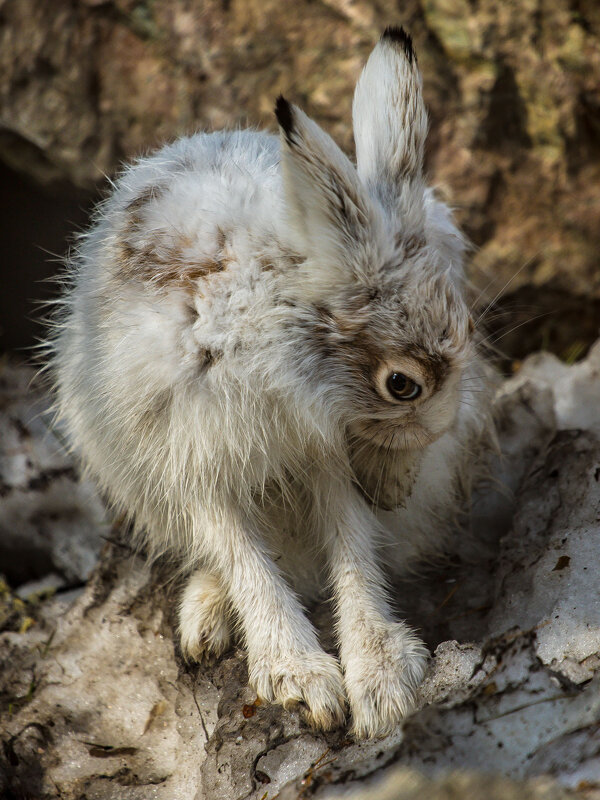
[1,0,600,359]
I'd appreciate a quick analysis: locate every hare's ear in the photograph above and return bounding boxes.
[275,96,381,292]
[353,27,427,192]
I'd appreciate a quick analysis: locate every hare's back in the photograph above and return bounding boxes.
[54,130,285,459]
[100,129,283,287]
[117,129,282,224]
[64,128,285,378]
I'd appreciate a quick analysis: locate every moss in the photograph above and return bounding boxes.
[556,24,589,72]
[0,576,54,634]
[0,577,27,632]
[128,1,161,42]
[423,0,479,63]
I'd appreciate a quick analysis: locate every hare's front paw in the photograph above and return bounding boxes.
[179,570,231,661]
[249,650,346,731]
[344,623,428,739]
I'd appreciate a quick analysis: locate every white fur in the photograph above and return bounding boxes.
[353,30,427,188]
[178,569,231,661]
[48,30,494,738]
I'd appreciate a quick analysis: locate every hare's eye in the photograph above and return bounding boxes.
[386,372,421,401]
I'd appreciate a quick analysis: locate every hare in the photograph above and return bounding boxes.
[49,27,493,738]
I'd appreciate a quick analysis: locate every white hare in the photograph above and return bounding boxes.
[49,28,493,738]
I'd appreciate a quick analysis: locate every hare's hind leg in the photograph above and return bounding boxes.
[179,569,232,661]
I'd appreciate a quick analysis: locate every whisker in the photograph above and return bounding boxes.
[472,254,540,326]
[485,312,554,347]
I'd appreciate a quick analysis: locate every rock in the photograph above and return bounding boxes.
[417,640,492,709]
[15,572,67,600]
[0,359,106,587]
[509,340,600,436]
[394,427,600,784]
[489,429,600,684]
[1,344,599,799]
[1,0,599,314]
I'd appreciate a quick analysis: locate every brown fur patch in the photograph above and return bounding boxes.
[117,194,232,292]
[258,244,304,273]
[343,328,386,392]
[257,255,277,273]
[403,233,426,258]
[311,302,385,400]
[199,348,221,369]
[312,299,450,402]
[118,238,228,291]
[125,185,163,214]
[414,349,450,390]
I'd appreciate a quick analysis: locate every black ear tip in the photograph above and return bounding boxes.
[275,95,294,137]
[381,26,415,62]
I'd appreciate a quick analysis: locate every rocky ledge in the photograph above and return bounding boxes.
[1,343,599,799]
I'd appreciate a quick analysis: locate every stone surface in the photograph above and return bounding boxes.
[1,0,599,318]
[0,359,106,587]
[1,343,599,798]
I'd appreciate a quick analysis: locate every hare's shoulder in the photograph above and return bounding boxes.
[97,130,283,293]
[117,129,281,210]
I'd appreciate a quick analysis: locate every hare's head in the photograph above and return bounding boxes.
[277,28,476,452]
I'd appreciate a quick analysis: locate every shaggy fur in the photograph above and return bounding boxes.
[47,28,494,738]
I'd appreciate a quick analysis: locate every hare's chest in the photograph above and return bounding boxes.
[252,470,328,595]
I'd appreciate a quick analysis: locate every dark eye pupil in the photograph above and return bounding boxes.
[390,373,407,392]
[386,372,421,400]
